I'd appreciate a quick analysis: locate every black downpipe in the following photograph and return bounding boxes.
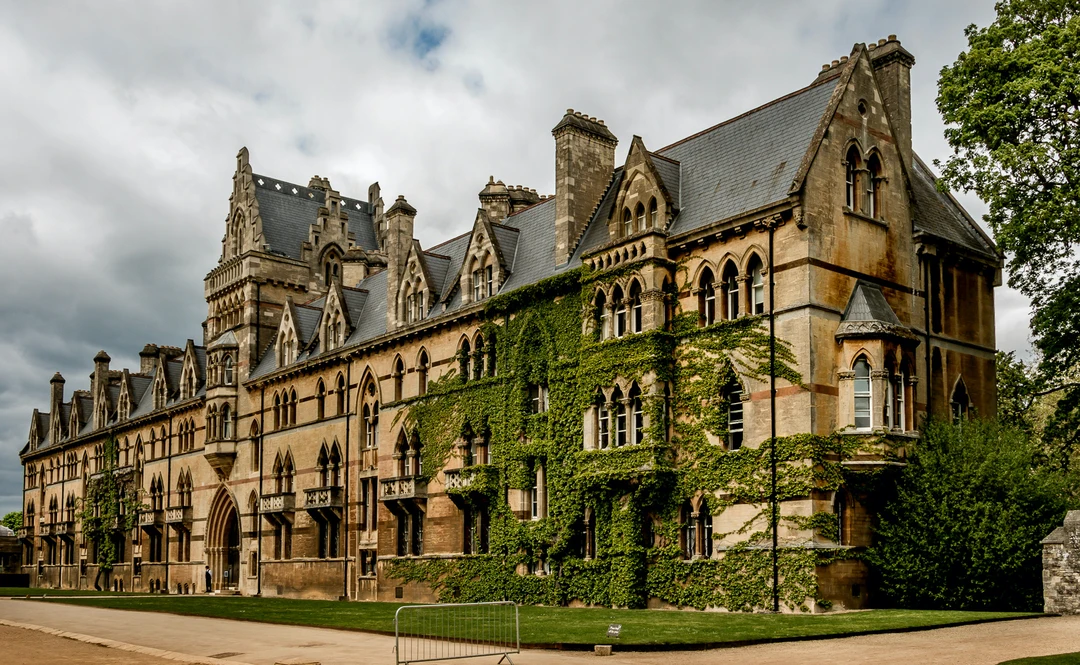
[165,415,173,593]
[257,387,264,596]
[342,363,352,600]
[769,223,779,613]
[924,258,933,421]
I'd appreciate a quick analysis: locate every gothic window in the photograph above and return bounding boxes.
[748,255,765,315]
[472,268,483,302]
[629,384,643,445]
[894,366,908,431]
[635,203,645,232]
[845,146,861,210]
[866,153,882,218]
[473,336,484,380]
[206,406,218,442]
[528,384,546,414]
[853,356,872,430]
[328,443,341,487]
[316,380,326,420]
[649,197,658,228]
[485,265,494,298]
[622,207,632,237]
[273,393,282,430]
[485,332,497,376]
[289,388,298,425]
[317,445,330,487]
[722,262,739,320]
[951,378,970,423]
[459,339,471,382]
[682,503,697,559]
[464,505,489,554]
[597,392,611,450]
[728,385,744,450]
[395,433,409,477]
[417,351,429,396]
[594,290,609,341]
[698,267,716,326]
[612,285,626,338]
[336,373,347,415]
[363,405,373,448]
[629,280,643,333]
[613,386,627,447]
[393,357,404,401]
[222,354,234,386]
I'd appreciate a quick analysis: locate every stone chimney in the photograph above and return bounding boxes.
[92,350,110,429]
[369,182,385,248]
[49,372,65,443]
[552,109,617,266]
[479,177,511,222]
[384,195,416,330]
[140,344,159,374]
[869,35,915,168]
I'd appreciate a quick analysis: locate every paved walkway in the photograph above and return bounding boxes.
[1,597,1078,665]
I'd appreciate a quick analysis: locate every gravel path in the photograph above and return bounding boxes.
[0,597,1076,665]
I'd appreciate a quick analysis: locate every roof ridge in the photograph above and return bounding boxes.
[658,75,841,154]
[426,229,472,252]
[649,151,680,165]
[505,195,555,220]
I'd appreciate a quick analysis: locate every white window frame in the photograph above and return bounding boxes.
[853,358,872,430]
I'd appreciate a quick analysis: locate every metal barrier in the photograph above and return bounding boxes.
[394,601,519,665]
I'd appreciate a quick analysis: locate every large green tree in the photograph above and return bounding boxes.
[937,1,1080,381]
[1,511,21,531]
[867,419,1076,611]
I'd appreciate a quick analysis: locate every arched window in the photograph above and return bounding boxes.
[722,262,739,320]
[418,351,429,396]
[629,281,643,333]
[682,502,697,559]
[698,267,715,326]
[223,355,234,385]
[316,380,326,420]
[221,404,233,440]
[594,290,609,340]
[273,455,284,493]
[411,433,424,477]
[393,357,404,401]
[473,336,484,381]
[747,255,765,315]
[635,203,645,232]
[951,378,970,423]
[395,433,409,477]
[459,340,471,382]
[866,153,882,218]
[853,357,872,430]
[318,445,330,487]
[622,208,633,237]
[283,454,295,493]
[597,392,611,450]
[649,198,658,228]
[612,285,626,338]
[629,384,643,445]
[329,443,342,487]
[336,374,346,415]
[273,393,282,430]
[845,146,861,210]
[727,383,744,450]
[612,386,626,447]
[485,332,497,377]
[289,388,298,425]
[894,365,908,431]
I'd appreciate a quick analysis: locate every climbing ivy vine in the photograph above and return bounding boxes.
[386,265,901,611]
[76,436,141,584]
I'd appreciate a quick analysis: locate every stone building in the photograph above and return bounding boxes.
[1043,511,1080,614]
[18,37,999,610]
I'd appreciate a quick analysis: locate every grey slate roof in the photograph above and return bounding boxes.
[651,154,681,209]
[496,199,562,292]
[424,252,452,300]
[431,232,472,302]
[491,224,521,271]
[253,174,378,259]
[910,155,996,258]
[573,169,623,260]
[294,305,322,345]
[841,281,903,325]
[659,79,837,237]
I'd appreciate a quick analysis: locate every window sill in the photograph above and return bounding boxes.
[842,209,888,229]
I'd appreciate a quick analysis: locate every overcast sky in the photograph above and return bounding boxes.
[0,0,1026,515]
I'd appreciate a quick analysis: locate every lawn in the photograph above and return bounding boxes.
[38,595,1040,648]
[1000,655,1080,664]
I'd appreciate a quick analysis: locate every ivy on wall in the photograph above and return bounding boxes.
[75,437,141,583]
[386,265,898,611]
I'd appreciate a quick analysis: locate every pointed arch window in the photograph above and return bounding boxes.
[612,285,626,338]
[951,378,970,423]
[649,198,658,228]
[289,388,298,425]
[622,208,633,237]
[629,281,643,333]
[845,146,861,210]
[316,379,326,420]
[336,374,347,415]
[595,290,609,340]
[629,384,644,445]
[635,203,645,232]
[221,404,233,440]
[459,340,471,382]
[866,153,882,218]
[853,357,872,430]
[597,392,611,450]
[722,262,739,320]
[223,355,234,385]
[698,267,715,326]
[728,385,744,450]
[393,357,404,401]
[273,393,282,430]
[748,256,765,315]
[473,336,485,381]
[612,386,627,447]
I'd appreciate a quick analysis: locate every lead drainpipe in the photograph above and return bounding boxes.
[769,221,779,613]
[343,362,352,600]
[165,415,173,593]
[924,257,933,421]
[257,386,264,596]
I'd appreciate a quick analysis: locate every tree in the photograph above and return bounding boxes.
[866,419,1077,611]
[997,351,1080,469]
[1,511,21,531]
[937,1,1080,382]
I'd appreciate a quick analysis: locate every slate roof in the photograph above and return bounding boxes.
[491,224,521,271]
[252,174,379,259]
[659,78,837,237]
[650,154,681,209]
[841,281,903,325]
[910,155,996,258]
[573,169,623,260]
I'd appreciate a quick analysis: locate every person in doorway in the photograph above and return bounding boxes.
[205,565,212,593]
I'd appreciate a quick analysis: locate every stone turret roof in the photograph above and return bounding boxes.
[836,281,917,342]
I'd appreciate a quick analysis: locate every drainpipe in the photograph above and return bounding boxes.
[769,221,779,613]
[165,415,172,593]
[257,387,264,597]
[343,362,352,600]
[924,256,933,422]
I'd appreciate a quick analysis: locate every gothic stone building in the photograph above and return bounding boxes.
[18,37,998,610]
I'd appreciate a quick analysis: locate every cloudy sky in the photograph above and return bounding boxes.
[0,0,1025,515]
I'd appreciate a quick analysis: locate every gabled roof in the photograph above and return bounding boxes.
[252,175,378,259]
[658,77,838,237]
[910,155,997,259]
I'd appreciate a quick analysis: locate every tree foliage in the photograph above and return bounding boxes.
[937,1,1080,379]
[866,419,1077,611]
[1,511,21,531]
[997,350,1080,470]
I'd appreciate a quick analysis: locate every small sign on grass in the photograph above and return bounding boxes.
[607,624,621,639]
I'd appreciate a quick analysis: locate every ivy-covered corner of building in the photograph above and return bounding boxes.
[75,436,142,577]
[385,265,903,610]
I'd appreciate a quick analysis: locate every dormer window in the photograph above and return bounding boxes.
[472,269,482,301]
[649,198,658,228]
[485,265,493,298]
[635,203,645,232]
[622,208,633,237]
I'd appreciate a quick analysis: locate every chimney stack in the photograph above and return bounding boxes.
[869,35,915,168]
[92,350,110,429]
[49,372,65,443]
[384,196,416,330]
[478,177,511,221]
[552,109,617,265]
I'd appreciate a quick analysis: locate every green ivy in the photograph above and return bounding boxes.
[386,266,897,611]
[75,437,141,576]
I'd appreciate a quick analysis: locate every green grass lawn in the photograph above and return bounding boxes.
[1000,655,1080,665]
[0,587,151,597]
[37,595,1039,647]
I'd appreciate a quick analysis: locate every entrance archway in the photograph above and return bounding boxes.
[206,487,241,591]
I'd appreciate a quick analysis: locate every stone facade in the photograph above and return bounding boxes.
[1043,511,1080,614]
[18,36,999,609]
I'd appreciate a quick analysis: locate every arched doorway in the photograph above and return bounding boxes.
[206,488,241,592]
